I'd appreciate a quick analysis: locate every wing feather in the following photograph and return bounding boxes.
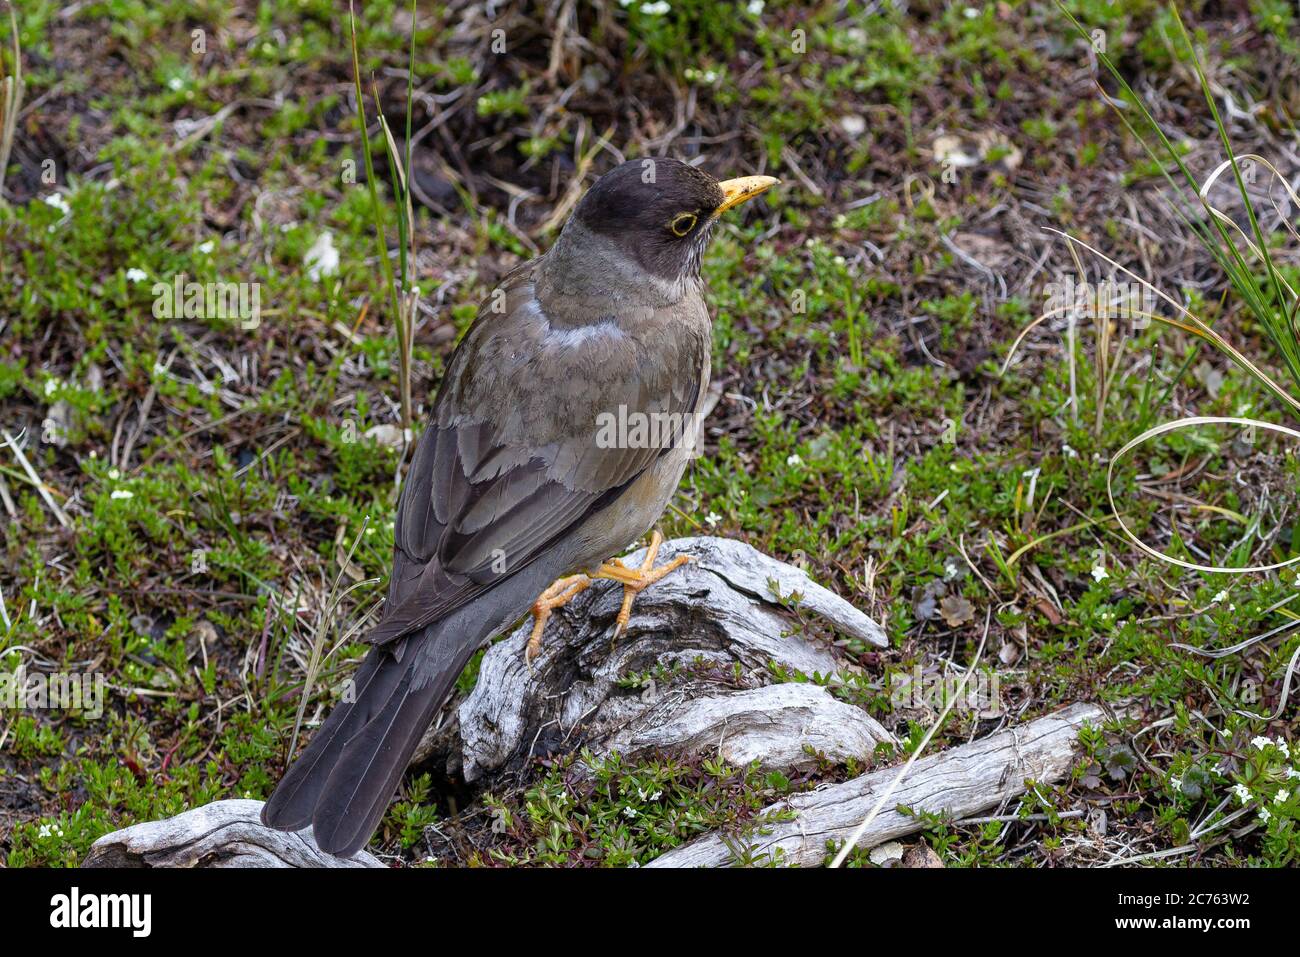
[368,262,706,647]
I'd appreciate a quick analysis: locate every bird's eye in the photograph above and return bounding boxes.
[669,212,698,237]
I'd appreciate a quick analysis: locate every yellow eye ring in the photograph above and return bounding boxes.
[669,212,698,237]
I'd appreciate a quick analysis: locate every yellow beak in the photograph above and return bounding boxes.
[714,175,779,216]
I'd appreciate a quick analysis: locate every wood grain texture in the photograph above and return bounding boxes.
[646,702,1104,867]
[89,540,1090,869]
[82,800,384,868]
[451,535,892,783]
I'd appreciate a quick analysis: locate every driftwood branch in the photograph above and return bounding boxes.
[646,702,1104,867]
[82,538,1099,869]
[81,799,383,868]
[447,535,892,783]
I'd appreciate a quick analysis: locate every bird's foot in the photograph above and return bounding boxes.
[524,533,691,665]
[526,574,592,665]
[594,530,692,639]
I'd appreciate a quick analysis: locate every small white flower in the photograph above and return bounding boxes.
[43,193,70,215]
[641,0,671,13]
[1232,783,1251,805]
[305,231,340,281]
[43,378,62,397]
[622,806,638,819]
[705,511,722,527]
[1275,789,1290,804]
[1210,590,1228,604]
[1061,443,1077,459]
[746,0,764,14]
[1286,767,1300,780]
[1276,738,1290,758]
[1258,807,1272,823]
[649,790,662,801]
[786,453,803,467]
[125,267,148,283]
[197,239,215,254]
[110,489,134,500]
[1090,563,1108,583]
[964,6,979,18]
[1170,776,1182,791]
[108,468,120,480]
[167,76,184,91]
[1251,736,1273,751]
[38,824,52,838]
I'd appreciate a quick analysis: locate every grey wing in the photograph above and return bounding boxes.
[367,267,706,647]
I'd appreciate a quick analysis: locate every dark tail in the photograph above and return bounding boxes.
[261,625,468,858]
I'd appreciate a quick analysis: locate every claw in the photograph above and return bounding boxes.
[525,574,591,664]
[524,533,692,663]
[607,530,692,639]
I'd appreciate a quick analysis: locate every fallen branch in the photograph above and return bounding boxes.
[646,702,1104,867]
[445,535,891,783]
[89,539,1100,870]
[81,800,384,868]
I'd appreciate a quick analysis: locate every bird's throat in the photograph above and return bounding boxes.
[535,219,697,328]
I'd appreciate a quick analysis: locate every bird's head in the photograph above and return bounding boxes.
[567,158,778,283]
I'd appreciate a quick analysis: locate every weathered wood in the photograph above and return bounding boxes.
[81,799,384,868]
[84,537,893,868]
[451,535,892,783]
[598,682,892,773]
[646,702,1104,867]
[89,539,1091,870]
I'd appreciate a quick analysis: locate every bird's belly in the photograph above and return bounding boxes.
[572,445,692,573]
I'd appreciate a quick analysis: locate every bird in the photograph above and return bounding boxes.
[261,157,778,857]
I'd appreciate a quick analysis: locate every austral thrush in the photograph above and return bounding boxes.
[262,158,778,856]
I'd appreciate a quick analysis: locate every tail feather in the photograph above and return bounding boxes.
[261,554,565,858]
[260,643,408,832]
[310,667,444,857]
[261,623,476,858]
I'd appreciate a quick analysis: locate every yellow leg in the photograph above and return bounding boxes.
[525,532,692,662]
[526,574,591,664]
[602,530,692,638]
